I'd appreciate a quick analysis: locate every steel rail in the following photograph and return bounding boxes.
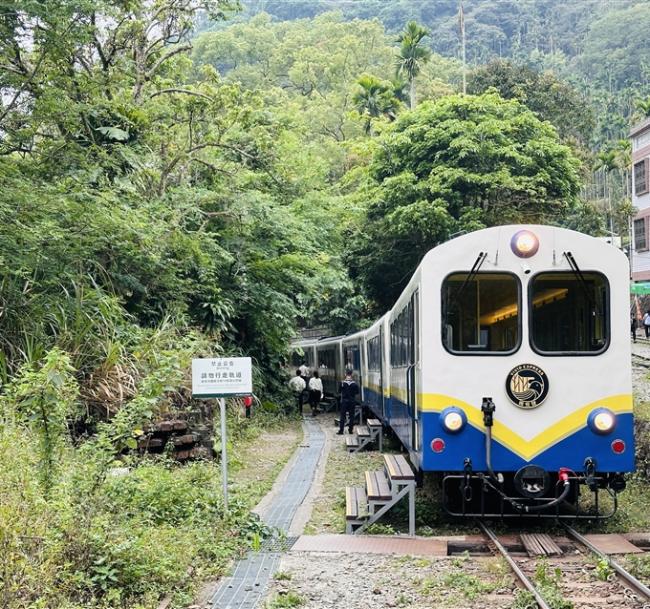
[563,524,650,602]
[477,521,552,609]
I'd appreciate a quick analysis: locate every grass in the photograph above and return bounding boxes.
[625,553,650,581]
[419,558,513,607]
[266,590,304,608]
[422,571,498,600]
[274,571,293,581]
[531,560,573,609]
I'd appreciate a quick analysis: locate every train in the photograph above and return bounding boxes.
[292,225,634,518]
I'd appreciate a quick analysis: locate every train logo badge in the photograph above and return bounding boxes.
[506,364,549,409]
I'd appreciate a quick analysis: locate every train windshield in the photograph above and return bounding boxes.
[530,272,608,353]
[442,273,520,353]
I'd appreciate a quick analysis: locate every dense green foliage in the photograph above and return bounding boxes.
[467,60,595,144]
[232,0,650,143]
[346,93,581,307]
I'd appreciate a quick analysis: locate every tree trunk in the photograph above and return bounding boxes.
[410,77,416,110]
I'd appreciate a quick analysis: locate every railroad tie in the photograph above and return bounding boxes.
[520,533,563,557]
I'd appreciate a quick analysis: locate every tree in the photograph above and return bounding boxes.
[352,74,401,134]
[635,96,650,120]
[347,92,581,308]
[395,20,432,110]
[594,148,620,234]
[0,0,365,397]
[580,3,650,92]
[467,60,594,143]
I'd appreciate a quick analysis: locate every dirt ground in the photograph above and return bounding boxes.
[265,552,516,609]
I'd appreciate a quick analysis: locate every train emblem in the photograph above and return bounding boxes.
[506,364,549,409]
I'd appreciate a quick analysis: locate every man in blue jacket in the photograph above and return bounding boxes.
[337,369,359,435]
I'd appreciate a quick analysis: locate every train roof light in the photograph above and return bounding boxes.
[511,230,539,258]
[587,408,617,435]
[440,407,467,434]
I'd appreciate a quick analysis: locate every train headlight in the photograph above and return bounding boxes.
[440,407,467,434]
[587,408,617,435]
[510,230,539,258]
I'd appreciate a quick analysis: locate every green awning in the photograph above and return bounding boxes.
[631,283,650,295]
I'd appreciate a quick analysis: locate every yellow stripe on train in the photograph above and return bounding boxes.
[364,380,390,398]
[389,390,633,461]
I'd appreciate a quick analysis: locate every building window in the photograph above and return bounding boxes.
[634,131,650,151]
[635,218,647,251]
[634,159,649,196]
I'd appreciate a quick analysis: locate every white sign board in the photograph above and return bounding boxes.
[192,357,253,397]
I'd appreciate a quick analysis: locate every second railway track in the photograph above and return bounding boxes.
[478,522,650,609]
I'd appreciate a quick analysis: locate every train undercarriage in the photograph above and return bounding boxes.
[440,465,627,519]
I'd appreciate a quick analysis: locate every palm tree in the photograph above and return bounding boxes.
[390,77,410,105]
[634,96,650,120]
[395,21,432,110]
[594,148,620,234]
[615,139,632,199]
[353,74,400,134]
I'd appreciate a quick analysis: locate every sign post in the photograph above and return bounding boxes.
[191,357,253,514]
[218,397,228,511]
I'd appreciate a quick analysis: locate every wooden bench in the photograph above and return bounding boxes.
[365,469,392,501]
[346,486,366,521]
[384,454,415,481]
[367,418,382,428]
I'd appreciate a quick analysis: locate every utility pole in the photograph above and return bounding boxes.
[460,1,466,94]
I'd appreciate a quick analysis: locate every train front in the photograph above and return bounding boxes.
[419,225,633,518]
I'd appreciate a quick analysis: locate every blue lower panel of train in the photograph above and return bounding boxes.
[364,386,390,422]
[418,410,635,473]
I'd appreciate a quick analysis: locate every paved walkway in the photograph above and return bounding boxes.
[210,418,326,609]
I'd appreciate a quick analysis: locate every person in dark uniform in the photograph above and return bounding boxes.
[337,369,359,435]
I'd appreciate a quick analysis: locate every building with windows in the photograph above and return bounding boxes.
[631,118,650,281]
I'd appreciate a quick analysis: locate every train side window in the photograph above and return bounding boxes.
[390,305,413,367]
[529,272,609,354]
[442,272,520,354]
[368,336,380,371]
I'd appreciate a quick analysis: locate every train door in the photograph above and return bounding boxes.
[408,290,420,451]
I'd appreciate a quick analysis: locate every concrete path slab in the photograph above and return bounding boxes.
[291,534,449,556]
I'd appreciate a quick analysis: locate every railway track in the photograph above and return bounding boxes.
[478,522,650,609]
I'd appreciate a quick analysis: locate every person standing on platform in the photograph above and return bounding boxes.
[308,370,323,417]
[632,313,638,343]
[289,370,306,414]
[644,310,650,339]
[337,369,359,435]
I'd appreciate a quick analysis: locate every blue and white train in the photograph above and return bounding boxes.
[293,225,634,518]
